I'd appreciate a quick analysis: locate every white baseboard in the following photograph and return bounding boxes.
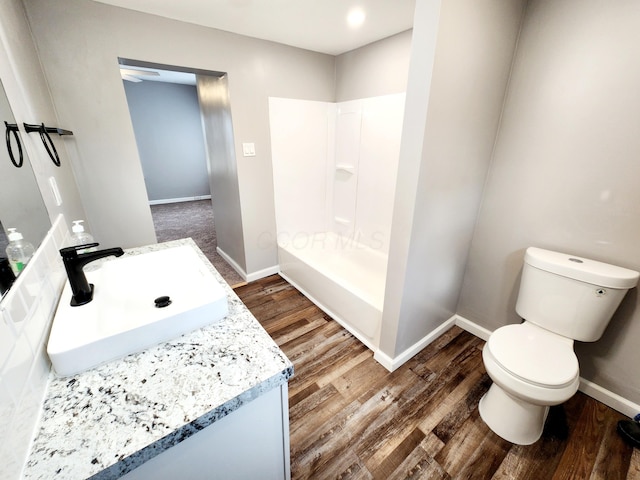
[579,378,640,419]
[246,265,280,283]
[214,249,278,283]
[149,195,212,205]
[373,316,457,372]
[454,314,640,418]
[216,246,247,281]
[454,314,492,341]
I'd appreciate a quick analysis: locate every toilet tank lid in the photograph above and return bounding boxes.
[525,247,639,289]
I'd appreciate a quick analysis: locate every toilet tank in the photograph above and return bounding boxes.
[515,247,639,342]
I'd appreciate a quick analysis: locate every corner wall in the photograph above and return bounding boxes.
[197,74,247,274]
[378,0,527,365]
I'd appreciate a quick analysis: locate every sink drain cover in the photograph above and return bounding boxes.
[154,296,172,308]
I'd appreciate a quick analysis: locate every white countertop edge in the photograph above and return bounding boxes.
[91,369,293,479]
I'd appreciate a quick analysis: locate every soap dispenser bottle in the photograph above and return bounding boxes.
[5,228,35,275]
[70,220,96,253]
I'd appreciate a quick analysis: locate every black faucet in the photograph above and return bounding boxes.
[60,243,124,306]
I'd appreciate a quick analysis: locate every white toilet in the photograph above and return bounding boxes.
[479,247,639,445]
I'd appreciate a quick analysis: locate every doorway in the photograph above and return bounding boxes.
[119,59,245,287]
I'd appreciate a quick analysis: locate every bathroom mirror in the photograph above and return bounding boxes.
[0,77,51,290]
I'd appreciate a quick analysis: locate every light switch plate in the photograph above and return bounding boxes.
[242,143,256,157]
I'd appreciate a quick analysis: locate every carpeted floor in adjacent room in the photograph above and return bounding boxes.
[150,199,245,287]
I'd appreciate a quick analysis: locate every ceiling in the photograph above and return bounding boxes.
[95,0,416,56]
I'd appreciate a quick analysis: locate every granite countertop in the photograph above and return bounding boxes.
[23,239,293,480]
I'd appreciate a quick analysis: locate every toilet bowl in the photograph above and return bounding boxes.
[479,322,580,444]
[478,247,638,445]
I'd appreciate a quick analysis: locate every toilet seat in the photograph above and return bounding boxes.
[486,323,579,389]
[481,322,581,443]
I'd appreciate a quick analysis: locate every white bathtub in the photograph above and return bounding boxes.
[277,232,387,349]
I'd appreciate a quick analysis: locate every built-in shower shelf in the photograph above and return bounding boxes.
[335,164,356,174]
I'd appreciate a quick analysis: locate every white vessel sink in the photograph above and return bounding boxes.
[48,245,229,377]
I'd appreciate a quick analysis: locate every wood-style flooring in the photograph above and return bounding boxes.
[234,275,640,480]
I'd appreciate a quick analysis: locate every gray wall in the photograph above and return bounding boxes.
[335,30,412,102]
[197,75,246,272]
[23,0,335,276]
[459,0,640,404]
[5,0,639,411]
[123,81,210,202]
[379,0,526,360]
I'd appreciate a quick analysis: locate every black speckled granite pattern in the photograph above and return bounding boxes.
[23,239,293,480]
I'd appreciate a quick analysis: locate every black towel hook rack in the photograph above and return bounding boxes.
[23,122,74,167]
[4,121,24,168]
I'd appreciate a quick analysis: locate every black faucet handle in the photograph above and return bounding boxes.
[60,243,100,258]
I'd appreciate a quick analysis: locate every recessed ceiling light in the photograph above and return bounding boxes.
[347,8,366,28]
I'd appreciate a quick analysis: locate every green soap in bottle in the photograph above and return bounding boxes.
[5,228,35,275]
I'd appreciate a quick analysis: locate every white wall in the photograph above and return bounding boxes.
[269,94,404,256]
[331,96,405,253]
[332,101,361,237]
[353,95,405,253]
[269,98,332,244]
[458,0,640,406]
[379,0,527,362]
[23,0,335,278]
[0,216,70,479]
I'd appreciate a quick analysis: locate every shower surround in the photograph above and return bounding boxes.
[269,94,405,349]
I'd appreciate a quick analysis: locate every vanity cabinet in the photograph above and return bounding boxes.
[122,385,290,480]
